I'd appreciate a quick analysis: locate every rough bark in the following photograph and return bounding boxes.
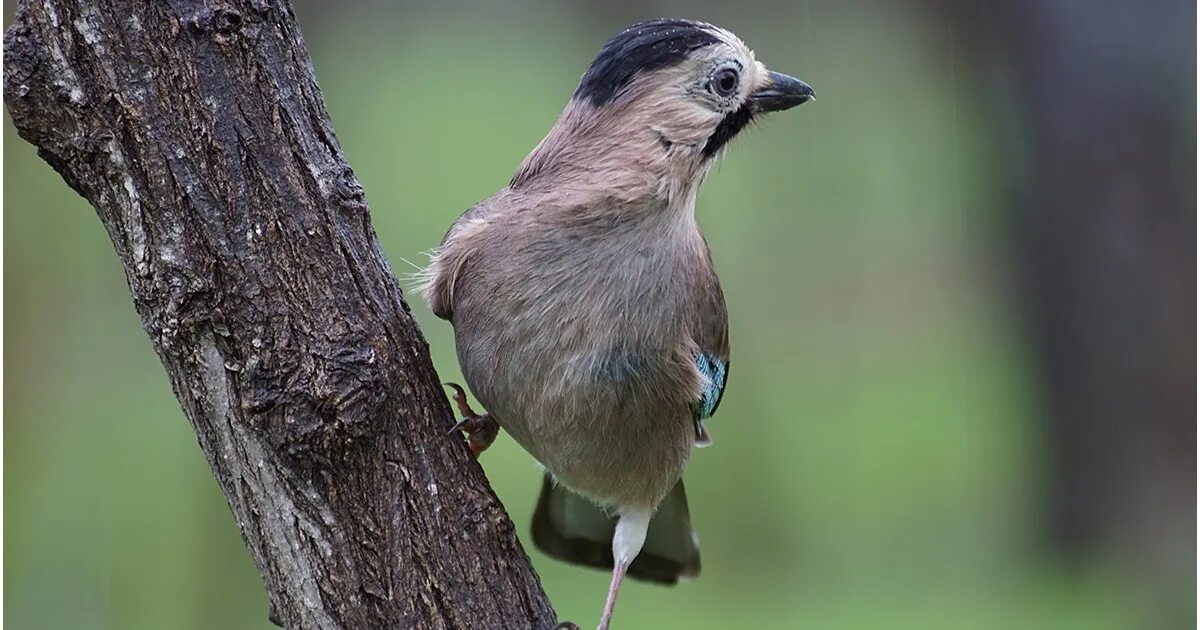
[3,1,558,628]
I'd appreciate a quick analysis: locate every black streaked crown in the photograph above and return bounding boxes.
[574,19,722,107]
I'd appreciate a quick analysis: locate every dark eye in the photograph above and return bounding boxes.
[711,68,739,97]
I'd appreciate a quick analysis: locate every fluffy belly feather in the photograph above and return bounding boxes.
[455,304,696,509]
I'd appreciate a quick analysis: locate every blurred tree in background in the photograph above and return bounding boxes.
[4,0,1193,628]
[936,1,1195,626]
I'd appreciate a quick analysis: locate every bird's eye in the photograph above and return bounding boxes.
[711,68,739,97]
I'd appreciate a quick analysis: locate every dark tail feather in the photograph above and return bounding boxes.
[530,475,701,585]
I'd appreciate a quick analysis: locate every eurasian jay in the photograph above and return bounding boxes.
[423,19,812,629]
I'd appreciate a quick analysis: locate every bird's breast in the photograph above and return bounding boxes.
[450,210,711,506]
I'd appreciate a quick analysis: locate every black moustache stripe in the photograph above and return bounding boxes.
[703,103,754,157]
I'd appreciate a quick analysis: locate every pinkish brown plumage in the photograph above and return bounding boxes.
[422,18,812,630]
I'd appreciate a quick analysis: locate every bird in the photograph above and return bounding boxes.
[422,19,812,630]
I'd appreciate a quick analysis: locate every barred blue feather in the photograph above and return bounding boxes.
[694,353,728,419]
[691,352,728,448]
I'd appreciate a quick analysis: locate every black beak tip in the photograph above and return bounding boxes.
[752,71,815,112]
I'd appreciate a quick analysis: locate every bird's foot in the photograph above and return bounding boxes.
[444,382,499,457]
[552,623,579,630]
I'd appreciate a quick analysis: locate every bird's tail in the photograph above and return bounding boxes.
[530,475,701,584]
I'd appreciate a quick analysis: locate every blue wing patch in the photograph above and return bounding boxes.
[692,352,727,447]
[694,352,728,419]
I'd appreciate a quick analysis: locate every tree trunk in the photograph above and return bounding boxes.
[928,0,1195,624]
[3,1,558,628]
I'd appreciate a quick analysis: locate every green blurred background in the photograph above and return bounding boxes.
[4,1,1194,628]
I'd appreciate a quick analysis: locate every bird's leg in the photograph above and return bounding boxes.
[596,561,628,630]
[444,382,499,457]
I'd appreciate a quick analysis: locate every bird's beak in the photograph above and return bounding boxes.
[750,71,815,112]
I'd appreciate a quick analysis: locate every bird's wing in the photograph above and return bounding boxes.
[690,270,729,446]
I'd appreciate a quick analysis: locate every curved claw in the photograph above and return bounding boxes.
[442,382,499,457]
[449,415,475,435]
[443,382,477,418]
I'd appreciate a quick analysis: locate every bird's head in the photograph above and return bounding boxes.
[510,19,813,204]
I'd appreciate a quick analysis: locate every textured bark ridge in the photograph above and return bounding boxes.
[4,1,557,628]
